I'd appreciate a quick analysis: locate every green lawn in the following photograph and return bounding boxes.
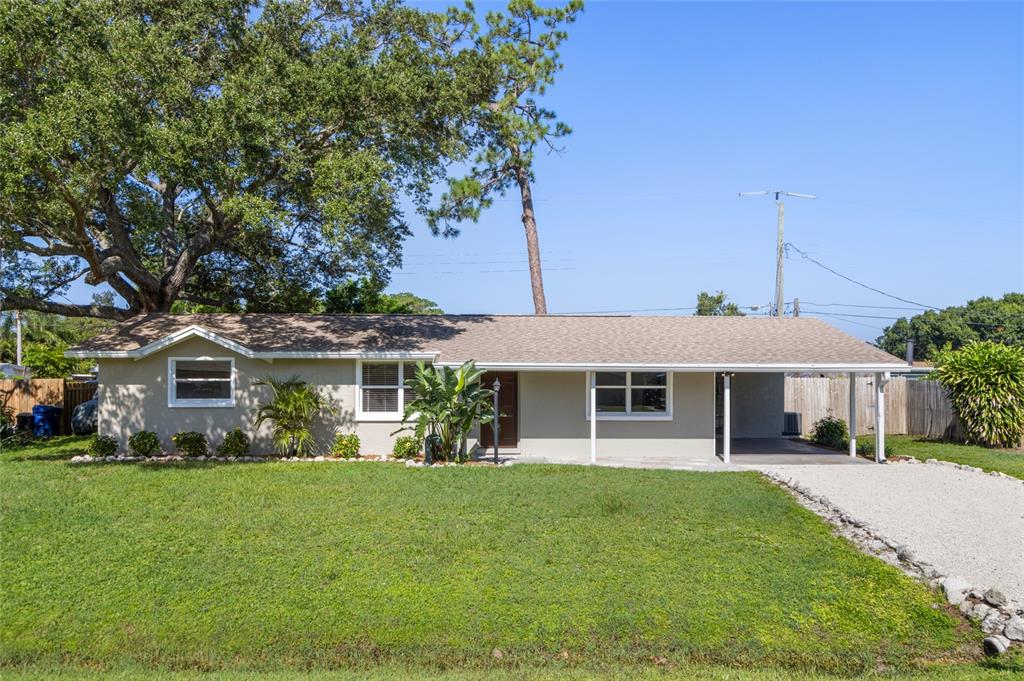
[883,435,1024,480]
[0,436,1011,679]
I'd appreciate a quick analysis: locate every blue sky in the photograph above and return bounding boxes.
[390,0,1023,339]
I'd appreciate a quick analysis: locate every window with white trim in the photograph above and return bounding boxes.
[586,371,672,419]
[357,361,419,420]
[168,358,235,407]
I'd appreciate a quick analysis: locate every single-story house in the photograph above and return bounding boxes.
[66,314,913,462]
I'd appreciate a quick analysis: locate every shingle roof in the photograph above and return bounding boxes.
[70,313,908,369]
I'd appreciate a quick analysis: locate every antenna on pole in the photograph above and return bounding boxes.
[738,190,816,317]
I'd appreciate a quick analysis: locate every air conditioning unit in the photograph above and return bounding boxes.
[783,412,802,436]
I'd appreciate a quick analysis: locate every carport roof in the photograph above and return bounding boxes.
[67,313,910,371]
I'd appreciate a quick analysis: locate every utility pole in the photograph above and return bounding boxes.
[792,298,800,317]
[14,310,22,365]
[738,190,816,316]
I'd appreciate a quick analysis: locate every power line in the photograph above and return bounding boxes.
[784,242,941,310]
[801,301,929,311]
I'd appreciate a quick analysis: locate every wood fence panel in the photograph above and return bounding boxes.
[62,381,98,434]
[784,375,951,437]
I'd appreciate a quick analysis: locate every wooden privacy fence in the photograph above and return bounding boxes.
[0,379,98,435]
[784,376,960,440]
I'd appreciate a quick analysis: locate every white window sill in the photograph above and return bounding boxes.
[586,413,673,422]
[356,412,404,422]
[169,400,236,409]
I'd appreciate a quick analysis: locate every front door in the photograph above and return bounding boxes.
[480,371,518,448]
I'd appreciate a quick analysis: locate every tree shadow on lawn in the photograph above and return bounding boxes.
[2,436,89,462]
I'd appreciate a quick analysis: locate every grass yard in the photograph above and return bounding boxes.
[883,435,1024,480]
[1,436,1013,679]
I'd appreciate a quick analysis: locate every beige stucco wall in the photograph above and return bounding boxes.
[97,337,402,454]
[730,372,784,438]
[98,342,716,458]
[517,371,715,458]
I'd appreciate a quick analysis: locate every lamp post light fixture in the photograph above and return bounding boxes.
[492,377,501,464]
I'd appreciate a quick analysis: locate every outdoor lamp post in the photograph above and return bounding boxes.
[492,377,501,464]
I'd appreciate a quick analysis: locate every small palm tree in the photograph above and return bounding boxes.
[398,361,495,462]
[252,376,335,456]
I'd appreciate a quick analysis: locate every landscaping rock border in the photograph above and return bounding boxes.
[888,455,1024,487]
[68,453,501,466]
[762,469,1023,655]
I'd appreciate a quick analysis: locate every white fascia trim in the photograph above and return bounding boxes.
[65,326,440,361]
[433,361,915,373]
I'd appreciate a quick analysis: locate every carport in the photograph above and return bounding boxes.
[717,370,895,465]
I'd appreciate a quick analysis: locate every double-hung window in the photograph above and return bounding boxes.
[357,361,419,421]
[168,358,235,408]
[586,370,672,420]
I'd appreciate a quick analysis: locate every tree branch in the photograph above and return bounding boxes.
[0,289,132,320]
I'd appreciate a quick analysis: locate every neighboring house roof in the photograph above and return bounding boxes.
[67,313,911,372]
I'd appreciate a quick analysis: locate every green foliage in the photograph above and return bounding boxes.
[19,343,91,378]
[398,361,495,462]
[931,341,1024,448]
[0,311,113,365]
[1,404,16,444]
[128,431,160,457]
[695,290,746,316]
[427,1,584,235]
[87,435,119,458]
[0,447,977,672]
[855,440,893,460]
[391,435,420,460]
[216,428,251,457]
[877,293,1024,360]
[331,433,361,459]
[323,277,442,314]
[0,0,494,319]
[172,431,208,457]
[252,376,334,456]
[810,415,849,450]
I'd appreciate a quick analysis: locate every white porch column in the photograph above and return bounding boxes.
[874,372,888,463]
[589,371,597,464]
[848,372,857,457]
[722,373,731,463]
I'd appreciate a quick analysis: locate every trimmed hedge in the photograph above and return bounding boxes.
[172,431,208,457]
[217,428,251,457]
[127,431,160,457]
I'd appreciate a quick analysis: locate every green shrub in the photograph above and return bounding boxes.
[172,431,208,457]
[810,414,849,450]
[217,428,251,457]
[252,376,335,457]
[392,435,420,459]
[932,341,1024,448]
[331,433,361,459]
[856,440,893,459]
[128,430,160,457]
[88,434,119,457]
[0,405,15,445]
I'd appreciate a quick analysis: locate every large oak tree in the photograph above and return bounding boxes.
[1,0,493,319]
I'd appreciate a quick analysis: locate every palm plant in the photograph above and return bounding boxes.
[397,361,495,462]
[252,376,335,456]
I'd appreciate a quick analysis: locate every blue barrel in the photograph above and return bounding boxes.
[32,405,63,437]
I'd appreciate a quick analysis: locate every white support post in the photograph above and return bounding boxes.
[874,372,887,463]
[723,373,731,463]
[848,371,857,457]
[589,372,597,464]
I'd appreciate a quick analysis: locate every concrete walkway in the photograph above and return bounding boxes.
[496,438,867,470]
[763,462,1024,609]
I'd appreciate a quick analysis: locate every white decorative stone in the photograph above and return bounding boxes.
[1004,616,1024,642]
[942,576,971,606]
[981,610,1006,634]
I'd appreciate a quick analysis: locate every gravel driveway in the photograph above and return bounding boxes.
[763,463,1024,608]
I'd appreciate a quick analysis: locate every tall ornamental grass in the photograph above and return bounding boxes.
[931,341,1024,448]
